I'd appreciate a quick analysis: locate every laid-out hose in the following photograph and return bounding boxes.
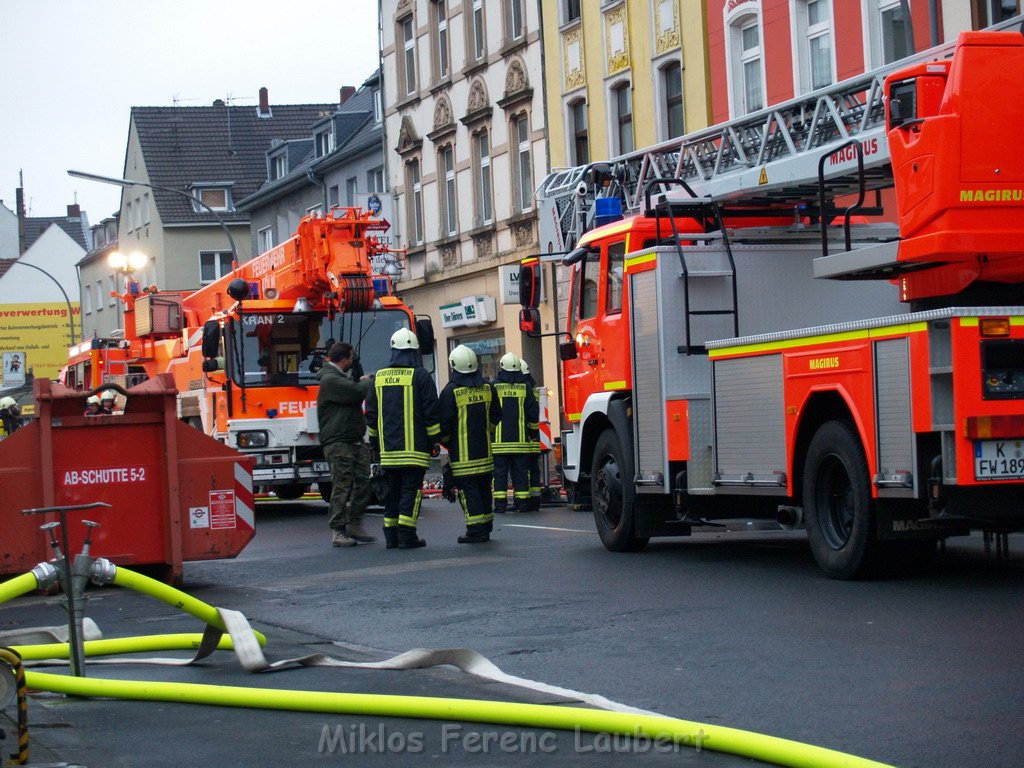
[25,670,895,768]
[11,634,248,662]
[0,573,38,605]
[110,567,266,645]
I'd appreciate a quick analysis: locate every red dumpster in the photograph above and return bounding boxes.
[0,375,256,583]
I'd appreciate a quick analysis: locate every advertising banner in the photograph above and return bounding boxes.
[0,302,79,384]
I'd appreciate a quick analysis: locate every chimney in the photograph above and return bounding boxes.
[15,186,26,256]
[67,203,81,219]
[258,87,271,118]
[339,86,355,105]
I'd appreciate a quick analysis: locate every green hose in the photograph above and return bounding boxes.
[0,572,39,605]
[24,670,895,768]
[110,567,266,645]
[11,633,248,661]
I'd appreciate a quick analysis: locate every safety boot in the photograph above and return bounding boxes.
[458,529,490,544]
[398,534,426,550]
[346,521,377,544]
[384,526,399,549]
[513,498,530,514]
[331,530,357,548]
[493,498,508,515]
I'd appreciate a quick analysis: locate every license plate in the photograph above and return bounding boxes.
[313,462,329,473]
[974,440,1024,480]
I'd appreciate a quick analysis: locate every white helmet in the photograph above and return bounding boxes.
[100,389,117,403]
[390,328,419,350]
[86,395,101,406]
[499,352,521,372]
[519,360,530,375]
[449,345,478,374]
[0,396,16,410]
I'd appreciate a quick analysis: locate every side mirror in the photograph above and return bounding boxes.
[415,316,435,355]
[887,79,917,129]
[519,308,541,336]
[519,259,540,309]
[559,340,578,361]
[201,320,221,358]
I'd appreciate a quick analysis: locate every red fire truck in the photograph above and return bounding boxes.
[520,26,1024,578]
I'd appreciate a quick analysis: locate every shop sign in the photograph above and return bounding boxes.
[440,296,497,328]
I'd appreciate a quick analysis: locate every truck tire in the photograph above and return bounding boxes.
[274,483,309,501]
[803,420,878,579]
[591,429,649,552]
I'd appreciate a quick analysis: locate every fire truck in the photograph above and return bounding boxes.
[103,208,427,501]
[519,25,1024,578]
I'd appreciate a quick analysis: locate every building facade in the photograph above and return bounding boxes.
[381,0,556,395]
[76,215,121,338]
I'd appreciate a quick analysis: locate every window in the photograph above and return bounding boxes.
[440,145,457,237]
[200,251,234,285]
[315,127,334,157]
[407,160,424,246]
[507,0,525,42]
[258,227,274,254]
[142,193,151,224]
[367,166,384,193]
[191,187,232,212]
[569,100,589,165]
[880,1,909,64]
[564,0,581,24]
[346,177,358,206]
[402,16,418,96]
[663,62,684,139]
[373,88,382,123]
[109,275,117,306]
[270,154,287,181]
[434,0,450,79]
[474,130,493,225]
[973,0,1019,26]
[728,10,765,116]
[84,284,92,314]
[471,0,486,62]
[578,248,600,321]
[613,83,634,154]
[95,280,103,312]
[795,0,834,92]
[134,197,142,230]
[513,116,533,212]
[125,201,133,233]
[328,185,340,208]
[606,242,625,312]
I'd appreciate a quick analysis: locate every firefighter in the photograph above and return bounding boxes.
[491,353,538,514]
[439,345,500,543]
[0,396,23,436]
[365,327,440,549]
[519,359,543,512]
[83,395,103,416]
[99,389,117,414]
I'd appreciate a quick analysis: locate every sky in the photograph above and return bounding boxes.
[1,1,381,224]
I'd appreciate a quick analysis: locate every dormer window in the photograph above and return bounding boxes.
[315,127,335,157]
[269,152,288,181]
[189,183,234,212]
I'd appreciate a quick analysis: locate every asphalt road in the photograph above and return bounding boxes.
[3,497,1022,767]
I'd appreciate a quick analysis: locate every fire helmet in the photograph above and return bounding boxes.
[499,352,521,372]
[0,396,16,410]
[519,360,530,375]
[390,328,419,350]
[86,395,101,406]
[100,389,117,403]
[449,345,478,374]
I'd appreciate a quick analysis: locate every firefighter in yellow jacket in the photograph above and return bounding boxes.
[439,345,500,543]
[491,353,539,514]
[365,328,440,549]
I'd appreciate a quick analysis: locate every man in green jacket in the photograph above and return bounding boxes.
[316,341,376,547]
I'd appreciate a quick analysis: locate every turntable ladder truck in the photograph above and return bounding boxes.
[521,23,1024,578]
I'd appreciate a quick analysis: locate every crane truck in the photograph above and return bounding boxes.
[95,208,428,501]
[520,24,1024,578]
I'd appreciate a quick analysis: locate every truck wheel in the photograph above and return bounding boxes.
[317,483,332,503]
[591,429,649,552]
[274,483,309,501]
[803,421,877,579]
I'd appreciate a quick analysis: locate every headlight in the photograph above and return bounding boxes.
[236,430,269,448]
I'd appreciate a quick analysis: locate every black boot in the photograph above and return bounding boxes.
[384,526,399,549]
[458,527,490,544]
[398,530,426,549]
[513,498,529,514]
[493,498,508,514]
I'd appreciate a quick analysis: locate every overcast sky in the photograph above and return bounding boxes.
[1,1,381,224]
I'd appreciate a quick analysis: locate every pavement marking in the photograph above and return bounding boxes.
[503,523,592,533]
[265,554,508,590]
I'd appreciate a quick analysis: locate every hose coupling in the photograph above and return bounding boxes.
[29,562,59,590]
[89,558,117,586]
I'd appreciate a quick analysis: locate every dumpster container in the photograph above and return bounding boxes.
[0,375,255,583]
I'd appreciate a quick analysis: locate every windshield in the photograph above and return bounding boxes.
[228,309,412,387]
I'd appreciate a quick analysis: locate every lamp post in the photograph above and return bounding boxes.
[107,250,148,332]
[67,170,239,266]
[0,258,77,345]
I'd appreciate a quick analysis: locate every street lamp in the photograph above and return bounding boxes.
[107,250,148,332]
[67,169,239,265]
